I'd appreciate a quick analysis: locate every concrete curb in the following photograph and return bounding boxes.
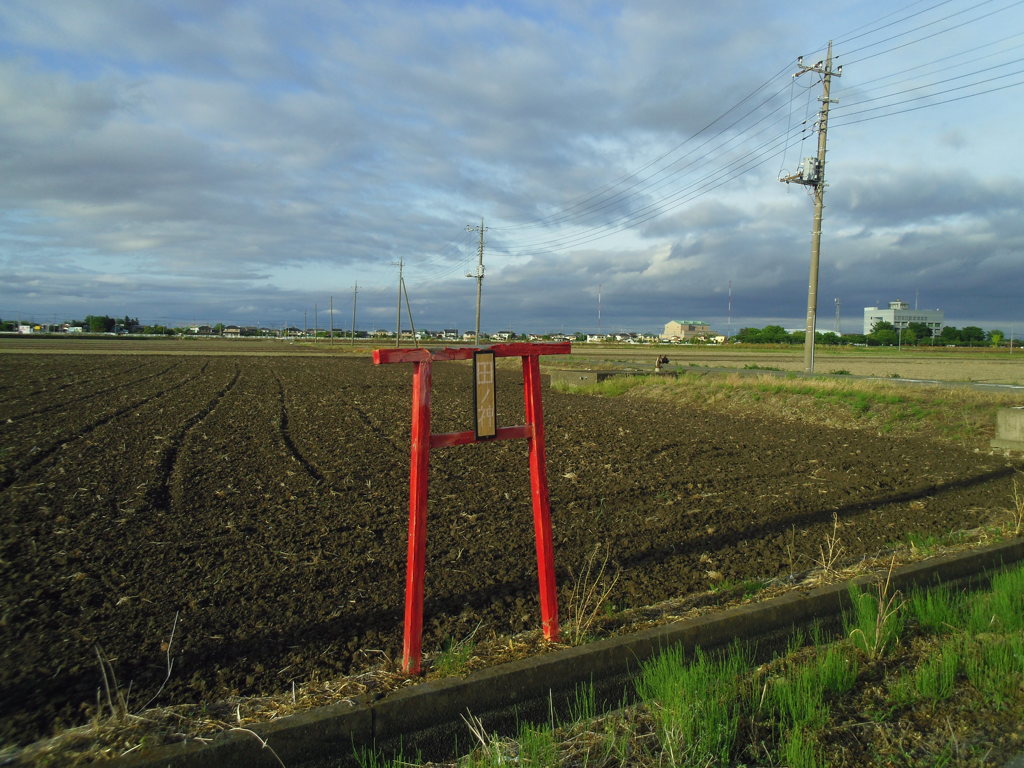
[114,538,1024,768]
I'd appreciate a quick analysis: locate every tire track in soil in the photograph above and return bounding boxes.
[273,373,326,485]
[0,359,180,423]
[0,360,209,492]
[141,362,242,513]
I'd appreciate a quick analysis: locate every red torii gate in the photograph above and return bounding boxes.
[373,342,570,674]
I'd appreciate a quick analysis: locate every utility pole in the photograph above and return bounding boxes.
[314,302,318,343]
[466,219,486,344]
[780,41,841,373]
[834,297,841,336]
[395,258,404,348]
[728,280,733,338]
[351,282,358,347]
[402,274,417,343]
[329,296,334,345]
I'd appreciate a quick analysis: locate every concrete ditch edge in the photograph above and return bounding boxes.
[115,538,1024,768]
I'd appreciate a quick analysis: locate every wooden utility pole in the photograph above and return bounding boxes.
[466,219,486,344]
[351,283,358,347]
[395,258,404,348]
[781,41,841,373]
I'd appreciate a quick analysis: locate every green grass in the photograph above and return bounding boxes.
[432,625,480,676]
[709,577,768,598]
[432,563,1024,768]
[908,583,960,634]
[636,643,750,765]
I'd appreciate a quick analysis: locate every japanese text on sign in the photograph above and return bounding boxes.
[474,350,497,438]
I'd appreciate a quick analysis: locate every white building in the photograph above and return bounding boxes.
[863,300,944,336]
[661,320,712,341]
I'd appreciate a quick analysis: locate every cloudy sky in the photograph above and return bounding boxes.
[1,1,1022,335]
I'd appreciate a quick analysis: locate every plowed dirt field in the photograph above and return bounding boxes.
[0,353,1016,744]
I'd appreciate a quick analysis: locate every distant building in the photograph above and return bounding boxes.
[661,320,712,341]
[863,300,944,336]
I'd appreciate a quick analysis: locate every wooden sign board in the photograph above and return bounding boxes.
[473,350,497,438]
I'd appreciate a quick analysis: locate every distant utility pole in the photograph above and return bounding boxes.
[834,297,841,335]
[466,218,486,344]
[351,282,358,347]
[395,258,404,348]
[728,280,733,338]
[780,41,841,373]
[314,303,318,343]
[329,296,334,345]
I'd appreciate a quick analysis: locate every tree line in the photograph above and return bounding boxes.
[733,323,1011,347]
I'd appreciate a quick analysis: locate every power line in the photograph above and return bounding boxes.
[490,61,796,233]
[499,94,800,252]
[830,75,1024,127]
[839,0,1024,65]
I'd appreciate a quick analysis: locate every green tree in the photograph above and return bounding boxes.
[85,315,115,333]
[734,327,763,343]
[987,329,1005,347]
[939,326,961,344]
[868,320,897,346]
[816,331,841,345]
[759,325,791,344]
[960,326,985,345]
[906,322,932,345]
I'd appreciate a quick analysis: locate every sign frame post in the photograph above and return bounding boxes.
[373,342,570,674]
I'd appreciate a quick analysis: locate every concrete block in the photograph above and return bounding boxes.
[991,407,1024,450]
[548,369,621,386]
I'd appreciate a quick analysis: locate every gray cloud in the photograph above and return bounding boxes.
[0,1,1021,334]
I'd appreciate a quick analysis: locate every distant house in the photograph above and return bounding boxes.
[223,325,241,337]
[661,320,712,341]
[492,331,513,341]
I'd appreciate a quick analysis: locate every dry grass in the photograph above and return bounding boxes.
[813,513,845,579]
[563,543,621,645]
[1011,473,1024,536]
[619,372,1022,450]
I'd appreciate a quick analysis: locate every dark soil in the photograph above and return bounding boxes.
[0,353,1016,745]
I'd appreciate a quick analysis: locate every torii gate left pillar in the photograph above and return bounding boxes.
[373,342,570,674]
